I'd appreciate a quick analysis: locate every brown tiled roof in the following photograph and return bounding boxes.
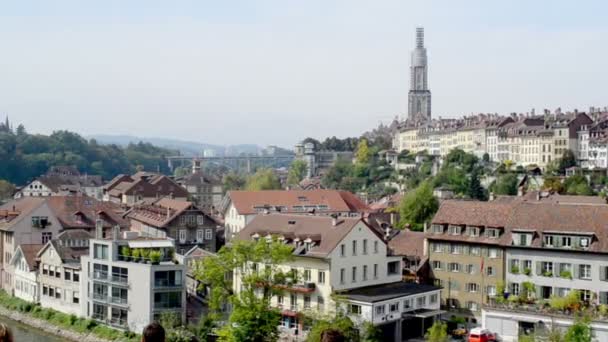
[389,229,424,257]
[181,171,219,186]
[49,240,88,265]
[45,196,129,229]
[0,197,47,230]
[104,174,134,191]
[227,190,369,215]
[107,173,188,199]
[127,198,218,228]
[431,200,515,227]
[235,214,366,258]
[16,244,44,269]
[369,193,403,212]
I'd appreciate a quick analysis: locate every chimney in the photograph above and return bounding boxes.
[166,207,171,219]
[330,213,338,227]
[95,219,103,239]
[112,225,120,241]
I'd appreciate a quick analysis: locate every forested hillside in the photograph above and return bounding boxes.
[0,122,175,185]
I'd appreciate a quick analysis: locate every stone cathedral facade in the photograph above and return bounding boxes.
[407,27,432,122]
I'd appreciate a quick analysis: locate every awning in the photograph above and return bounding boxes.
[403,309,446,319]
[128,240,174,248]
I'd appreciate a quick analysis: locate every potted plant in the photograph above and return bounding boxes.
[141,249,151,263]
[131,248,141,262]
[511,265,520,274]
[120,246,131,261]
[523,268,532,276]
[559,270,573,279]
[149,251,161,265]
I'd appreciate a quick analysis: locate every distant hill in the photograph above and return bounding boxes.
[88,134,261,157]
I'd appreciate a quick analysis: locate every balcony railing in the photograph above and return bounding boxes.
[91,272,130,287]
[154,280,183,289]
[90,293,129,307]
[109,318,128,328]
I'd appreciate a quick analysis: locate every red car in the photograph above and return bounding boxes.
[468,328,497,342]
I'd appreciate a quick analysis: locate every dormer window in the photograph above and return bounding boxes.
[432,225,443,234]
[562,236,572,248]
[543,235,554,247]
[485,228,500,238]
[448,226,462,235]
[468,227,480,237]
[580,237,590,249]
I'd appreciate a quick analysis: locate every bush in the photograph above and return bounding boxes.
[150,250,161,264]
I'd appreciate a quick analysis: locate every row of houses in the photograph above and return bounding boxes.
[392,110,608,170]
[425,191,608,340]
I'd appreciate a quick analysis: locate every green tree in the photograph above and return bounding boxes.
[173,166,190,178]
[195,238,295,342]
[490,173,519,195]
[425,321,448,342]
[360,321,382,342]
[467,167,486,200]
[245,168,282,191]
[543,176,563,193]
[223,172,246,192]
[0,180,15,202]
[482,153,490,163]
[558,149,577,175]
[563,175,594,196]
[503,160,514,171]
[398,181,439,230]
[322,161,355,189]
[287,160,308,185]
[564,317,592,342]
[355,139,370,165]
[307,315,359,342]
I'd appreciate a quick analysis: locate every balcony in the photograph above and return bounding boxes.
[90,293,129,308]
[91,272,130,288]
[109,318,128,328]
[154,280,183,290]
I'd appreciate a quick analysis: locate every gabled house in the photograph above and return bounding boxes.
[10,244,44,302]
[221,190,370,240]
[16,166,104,199]
[103,172,188,206]
[127,198,219,254]
[0,196,128,292]
[235,214,441,341]
[176,160,224,210]
[37,229,90,315]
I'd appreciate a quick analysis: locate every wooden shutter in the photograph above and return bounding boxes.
[536,261,542,275]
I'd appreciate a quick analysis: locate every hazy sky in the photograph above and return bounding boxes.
[0,1,607,147]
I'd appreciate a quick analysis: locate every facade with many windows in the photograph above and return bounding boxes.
[80,229,186,333]
[9,244,43,302]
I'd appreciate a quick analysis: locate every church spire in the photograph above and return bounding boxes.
[407,27,432,123]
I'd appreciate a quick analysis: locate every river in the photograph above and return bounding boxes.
[0,315,63,342]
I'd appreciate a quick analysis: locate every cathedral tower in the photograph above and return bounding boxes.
[407,27,432,122]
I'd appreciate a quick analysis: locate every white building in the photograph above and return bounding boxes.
[38,230,90,315]
[9,244,43,302]
[80,228,186,333]
[234,214,441,341]
[221,190,369,240]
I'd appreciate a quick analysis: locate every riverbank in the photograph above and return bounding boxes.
[0,290,139,342]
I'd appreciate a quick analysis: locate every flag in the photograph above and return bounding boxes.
[480,257,484,275]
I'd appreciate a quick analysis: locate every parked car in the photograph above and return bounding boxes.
[468,328,497,342]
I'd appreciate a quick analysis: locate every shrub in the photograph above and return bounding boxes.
[559,270,573,279]
[132,248,141,261]
[511,265,520,274]
[150,250,162,264]
[121,246,132,258]
[523,268,532,276]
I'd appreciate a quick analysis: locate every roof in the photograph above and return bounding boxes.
[389,229,425,257]
[181,171,219,186]
[227,190,369,215]
[183,245,216,258]
[369,193,403,212]
[127,198,217,228]
[105,172,188,199]
[235,214,368,258]
[432,200,516,227]
[39,239,89,265]
[56,229,93,240]
[45,196,129,229]
[341,282,440,303]
[0,197,47,231]
[12,244,44,270]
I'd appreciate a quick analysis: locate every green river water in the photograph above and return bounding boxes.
[0,315,63,341]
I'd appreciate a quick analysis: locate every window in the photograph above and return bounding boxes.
[65,270,71,281]
[511,283,520,296]
[42,232,52,244]
[466,301,479,311]
[73,272,80,283]
[352,240,357,256]
[430,294,438,304]
[489,248,498,258]
[373,264,378,279]
[470,246,480,256]
[317,296,325,311]
[579,264,592,280]
[465,264,475,274]
[303,269,311,282]
[93,244,108,260]
[387,261,399,275]
[389,302,399,312]
[179,229,187,243]
[466,283,479,293]
[55,268,61,278]
[523,260,532,272]
[49,266,55,277]
[562,236,572,248]
[373,241,379,254]
[348,304,361,315]
[196,230,204,242]
[43,285,48,296]
[448,226,462,235]
[580,237,590,249]
[351,267,357,283]
[432,225,443,234]
[485,229,499,238]
[448,263,461,272]
[197,215,204,225]
[416,296,426,307]
[277,295,284,305]
[42,264,48,275]
[303,295,311,309]
[154,292,182,309]
[486,286,497,297]
[363,265,368,280]
[154,270,183,287]
[486,266,495,276]
[340,268,345,284]
[450,245,462,254]
[318,271,325,284]
[432,261,442,270]
[541,261,554,276]
[403,298,412,309]
[469,227,480,237]
[432,243,442,253]
[340,244,345,257]
[375,305,385,315]
[544,235,554,247]
[55,287,61,299]
[362,239,368,255]
[205,229,212,240]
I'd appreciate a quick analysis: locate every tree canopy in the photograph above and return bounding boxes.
[490,173,519,196]
[287,160,308,186]
[245,168,282,191]
[0,123,175,185]
[398,180,439,230]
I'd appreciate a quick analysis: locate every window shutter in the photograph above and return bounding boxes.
[601,266,607,281]
[573,264,579,279]
[536,262,542,275]
[554,262,560,276]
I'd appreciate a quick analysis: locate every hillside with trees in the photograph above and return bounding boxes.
[0,121,175,185]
